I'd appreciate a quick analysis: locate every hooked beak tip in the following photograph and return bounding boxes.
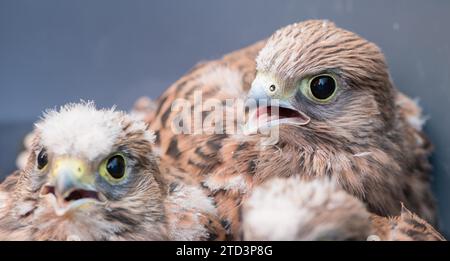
[40,158,102,215]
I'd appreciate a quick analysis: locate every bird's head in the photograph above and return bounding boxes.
[242,177,373,241]
[248,20,396,146]
[19,102,166,240]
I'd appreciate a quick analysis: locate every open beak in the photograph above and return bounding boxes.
[245,76,310,132]
[40,158,104,216]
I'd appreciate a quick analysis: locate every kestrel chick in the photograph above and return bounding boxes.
[0,102,223,240]
[247,20,435,223]
[242,177,444,241]
[242,177,373,241]
[131,20,435,240]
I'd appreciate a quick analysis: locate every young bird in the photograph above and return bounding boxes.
[247,20,435,223]
[242,177,444,241]
[146,20,436,239]
[0,102,224,240]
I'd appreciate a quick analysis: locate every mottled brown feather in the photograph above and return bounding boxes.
[146,20,437,240]
[1,106,225,241]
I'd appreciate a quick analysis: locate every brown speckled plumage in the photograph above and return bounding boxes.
[371,204,445,241]
[242,177,444,241]
[145,20,437,240]
[0,103,224,241]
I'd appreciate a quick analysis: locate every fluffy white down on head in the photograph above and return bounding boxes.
[242,177,370,240]
[35,102,154,161]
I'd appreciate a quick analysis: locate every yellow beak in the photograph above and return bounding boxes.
[246,73,310,130]
[41,157,101,216]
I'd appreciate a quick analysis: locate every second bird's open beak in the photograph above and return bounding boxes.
[245,74,310,132]
[40,158,103,216]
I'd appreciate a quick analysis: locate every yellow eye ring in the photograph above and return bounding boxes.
[300,74,338,103]
[99,153,127,183]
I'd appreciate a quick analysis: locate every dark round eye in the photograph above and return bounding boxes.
[309,75,336,100]
[106,154,126,179]
[37,149,48,170]
[269,84,276,92]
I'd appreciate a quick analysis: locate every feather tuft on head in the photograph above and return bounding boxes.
[35,101,154,161]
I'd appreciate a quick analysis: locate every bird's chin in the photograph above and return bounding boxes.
[244,106,310,134]
[40,186,106,217]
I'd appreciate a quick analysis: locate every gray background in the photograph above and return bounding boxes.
[1,0,449,237]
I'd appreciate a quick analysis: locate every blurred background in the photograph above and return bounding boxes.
[0,0,449,236]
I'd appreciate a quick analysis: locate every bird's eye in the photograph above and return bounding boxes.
[37,149,48,170]
[99,153,127,182]
[269,84,277,93]
[302,74,338,103]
